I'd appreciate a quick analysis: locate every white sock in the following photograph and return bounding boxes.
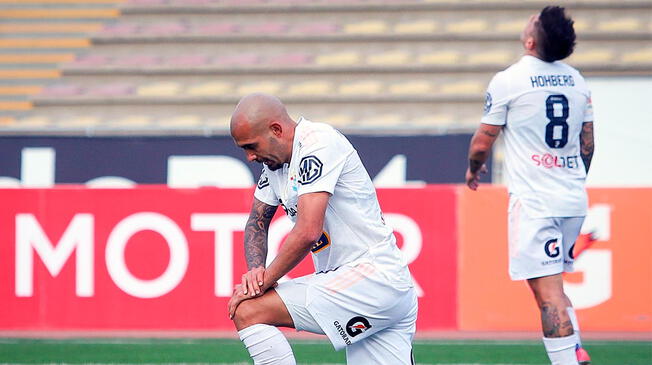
[238,324,296,365]
[543,335,580,365]
[566,307,582,348]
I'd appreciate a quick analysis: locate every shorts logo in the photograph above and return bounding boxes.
[257,175,269,189]
[298,155,323,185]
[346,316,372,338]
[544,239,560,258]
[483,92,492,115]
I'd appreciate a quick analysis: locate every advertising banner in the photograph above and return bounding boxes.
[3,186,647,333]
[457,186,652,332]
[0,187,458,331]
[0,135,475,188]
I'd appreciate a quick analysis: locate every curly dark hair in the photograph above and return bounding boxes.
[535,6,576,62]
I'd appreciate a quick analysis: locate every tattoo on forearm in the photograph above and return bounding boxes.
[481,129,498,138]
[580,123,594,174]
[243,200,277,269]
[540,302,574,337]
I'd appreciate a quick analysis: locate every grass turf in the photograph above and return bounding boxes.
[0,338,650,364]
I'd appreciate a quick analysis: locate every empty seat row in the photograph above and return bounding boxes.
[95,17,651,39]
[62,47,652,71]
[37,79,488,99]
[124,0,645,7]
[0,112,479,131]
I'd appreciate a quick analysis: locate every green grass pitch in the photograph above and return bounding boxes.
[0,338,650,365]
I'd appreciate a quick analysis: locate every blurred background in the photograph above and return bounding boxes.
[0,0,650,347]
[1,0,650,186]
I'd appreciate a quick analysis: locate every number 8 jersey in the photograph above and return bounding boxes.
[482,55,594,218]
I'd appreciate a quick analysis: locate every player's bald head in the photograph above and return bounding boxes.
[230,93,291,136]
[230,93,296,170]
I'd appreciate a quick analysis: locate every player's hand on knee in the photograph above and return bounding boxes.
[242,266,266,297]
[228,284,248,320]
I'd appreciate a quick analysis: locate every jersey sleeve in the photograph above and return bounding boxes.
[253,168,279,206]
[296,131,348,196]
[480,72,510,126]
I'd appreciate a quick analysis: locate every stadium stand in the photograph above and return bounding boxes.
[1,0,650,134]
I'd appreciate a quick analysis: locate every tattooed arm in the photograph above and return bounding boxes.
[580,122,594,174]
[243,197,278,270]
[234,197,279,300]
[228,198,278,317]
[466,123,502,190]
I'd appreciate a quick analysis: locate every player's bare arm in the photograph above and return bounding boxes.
[262,192,329,290]
[244,198,277,269]
[580,121,594,174]
[466,123,502,190]
[241,198,278,296]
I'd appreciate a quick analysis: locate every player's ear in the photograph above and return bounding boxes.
[269,122,282,137]
[525,35,536,51]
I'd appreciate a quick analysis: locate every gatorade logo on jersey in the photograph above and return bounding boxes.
[346,316,372,337]
[298,155,323,185]
[544,239,560,258]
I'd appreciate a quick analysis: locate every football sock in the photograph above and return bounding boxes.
[238,324,296,365]
[566,307,583,348]
[543,334,580,365]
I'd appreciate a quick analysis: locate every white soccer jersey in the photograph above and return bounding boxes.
[254,118,412,286]
[482,55,594,218]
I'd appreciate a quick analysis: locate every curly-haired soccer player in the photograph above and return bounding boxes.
[465,6,594,365]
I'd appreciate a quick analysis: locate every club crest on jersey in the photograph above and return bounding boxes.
[298,155,323,185]
[483,92,492,115]
[544,239,560,258]
[257,175,269,189]
[346,316,372,337]
[311,231,331,253]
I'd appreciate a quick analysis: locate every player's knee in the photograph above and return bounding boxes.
[232,299,263,330]
[530,283,565,306]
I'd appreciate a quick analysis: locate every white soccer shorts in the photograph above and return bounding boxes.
[275,261,418,365]
[508,199,585,280]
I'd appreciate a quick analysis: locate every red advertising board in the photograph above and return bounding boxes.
[458,186,652,332]
[0,187,458,331]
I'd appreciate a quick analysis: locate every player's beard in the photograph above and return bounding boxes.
[265,161,283,171]
[264,137,286,171]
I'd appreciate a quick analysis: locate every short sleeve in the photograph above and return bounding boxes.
[480,72,510,126]
[296,132,348,196]
[584,92,594,123]
[253,168,279,206]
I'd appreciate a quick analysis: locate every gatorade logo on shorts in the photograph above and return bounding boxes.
[346,316,372,337]
[544,239,560,258]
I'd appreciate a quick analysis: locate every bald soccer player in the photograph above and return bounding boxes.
[227,94,418,365]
